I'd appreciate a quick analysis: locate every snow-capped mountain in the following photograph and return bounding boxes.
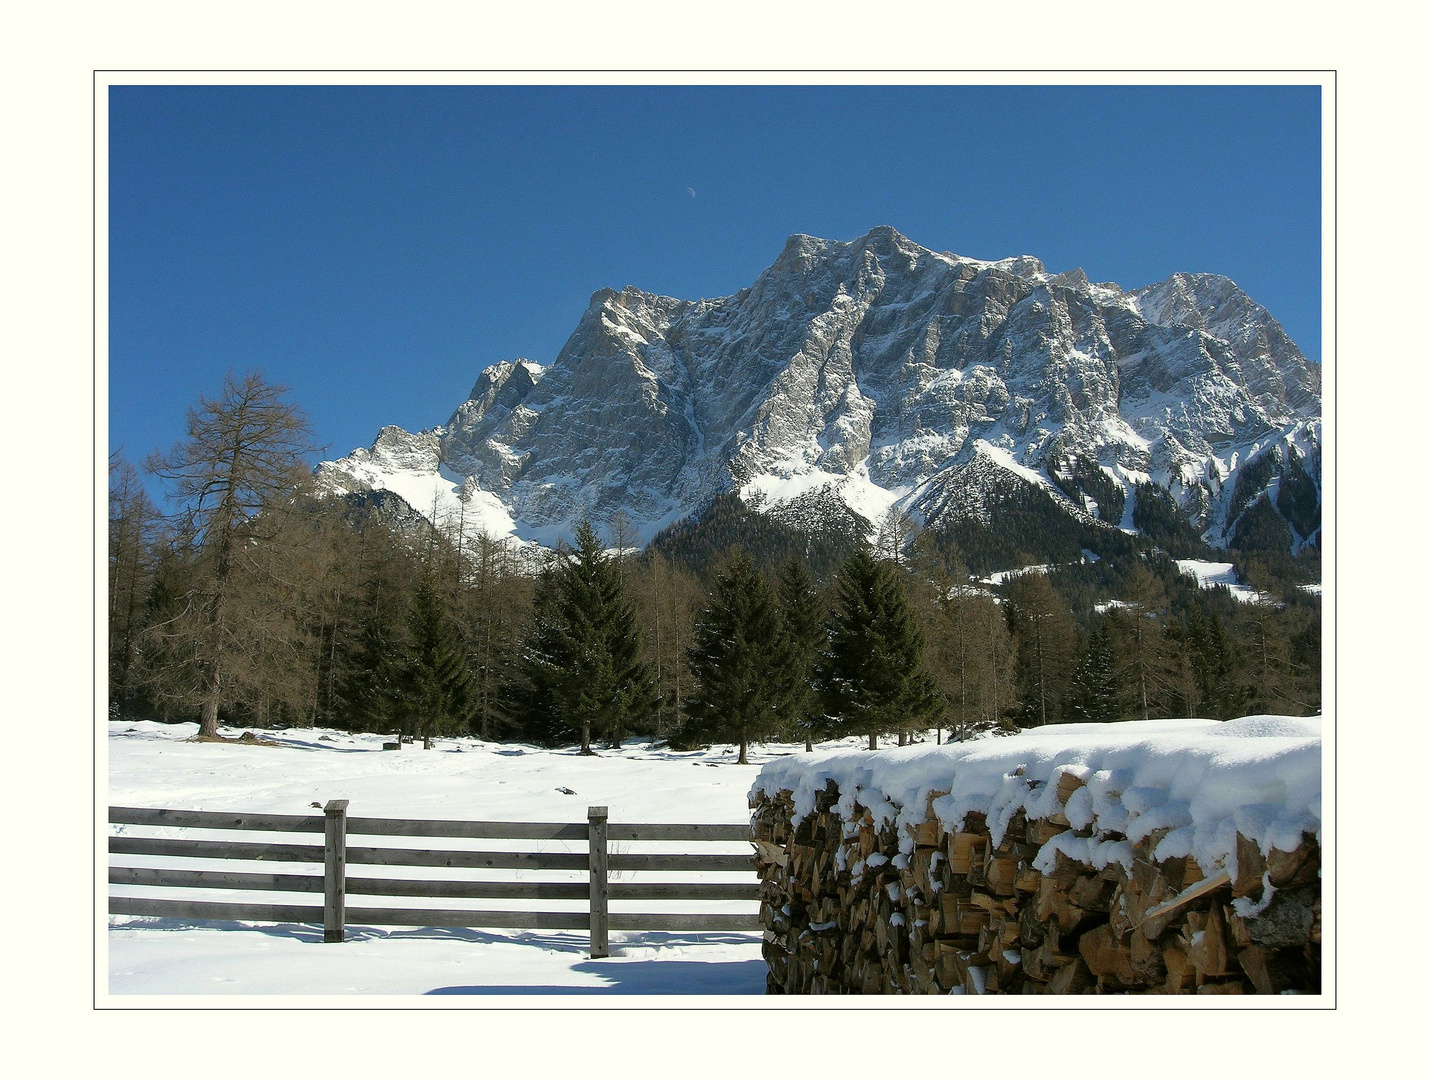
[315,226,1321,553]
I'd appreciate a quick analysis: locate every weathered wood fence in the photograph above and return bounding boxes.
[109,802,760,957]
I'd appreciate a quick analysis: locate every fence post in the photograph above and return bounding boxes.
[588,805,609,959]
[323,799,349,943]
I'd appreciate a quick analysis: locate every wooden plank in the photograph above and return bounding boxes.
[605,823,750,842]
[323,799,348,943]
[109,896,323,923]
[346,877,589,900]
[607,853,754,873]
[589,806,609,959]
[109,806,326,833]
[608,882,761,901]
[110,809,749,846]
[608,913,764,932]
[1138,870,1232,927]
[343,846,587,871]
[345,817,586,841]
[344,907,591,930]
[108,866,324,893]
[109,836,325,863]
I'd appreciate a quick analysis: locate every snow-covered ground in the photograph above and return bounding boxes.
[105,716,1326,1000]
[980,563,1054,586]
[1175,558,1265,603]
[106,721,872,999]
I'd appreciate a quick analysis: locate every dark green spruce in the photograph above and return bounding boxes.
[775,554,827,752]
[508,521,656,753]
[399,573,474,747]
[682,552,786,764]
[818,547,942,750]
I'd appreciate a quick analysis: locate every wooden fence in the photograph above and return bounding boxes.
[108,802,759,957]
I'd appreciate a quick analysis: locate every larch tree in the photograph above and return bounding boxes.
[1004,572,1077,728]
[629,550,702,740]
[144,371,314,738]
[461,529,533,741]
[909,538,1008,742]
[875,508,918,571]
[1111,561,1169,721]
[108,452,163,720]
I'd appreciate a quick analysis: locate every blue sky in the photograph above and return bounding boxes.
[109,83,1322,469]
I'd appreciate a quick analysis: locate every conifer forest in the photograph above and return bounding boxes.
[109,373,1322,753]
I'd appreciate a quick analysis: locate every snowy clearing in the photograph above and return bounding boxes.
[106,721,873,999]
[1175,559,1265,603]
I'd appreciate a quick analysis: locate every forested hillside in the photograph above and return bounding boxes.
[110,373,1322,751]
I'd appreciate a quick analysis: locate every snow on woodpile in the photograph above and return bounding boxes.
[749,716,1322,995]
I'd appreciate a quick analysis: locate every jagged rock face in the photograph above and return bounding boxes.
[332,425,442,480]
[317,226,1321,551]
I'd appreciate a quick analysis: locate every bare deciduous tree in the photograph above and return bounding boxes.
[109,452,163,719]
[144,371,314,738]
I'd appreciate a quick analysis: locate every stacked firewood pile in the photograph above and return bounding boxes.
[751,775,1320,995]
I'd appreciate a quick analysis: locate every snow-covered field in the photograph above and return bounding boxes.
[107,721,866,1000]
[105,716,1326,1002]
[1175,559,1265,603]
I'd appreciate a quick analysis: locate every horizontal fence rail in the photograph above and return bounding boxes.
[108,803,760,957]
[109,807,327,832]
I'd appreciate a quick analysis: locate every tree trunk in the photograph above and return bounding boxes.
[868,731,877,750]
[1036,617,1048,727]
[739,729,748,765]
[199,694,220,739]
[581,718,593,755]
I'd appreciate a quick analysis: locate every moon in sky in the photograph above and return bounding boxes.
[686,187,696,199]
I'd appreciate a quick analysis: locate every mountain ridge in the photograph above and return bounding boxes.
[315,226,1321,558]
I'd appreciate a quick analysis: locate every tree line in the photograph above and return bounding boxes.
[109,372,1321,753]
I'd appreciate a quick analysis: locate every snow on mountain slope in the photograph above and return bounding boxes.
[315,227,1320,551]
[1175,559,1266,603]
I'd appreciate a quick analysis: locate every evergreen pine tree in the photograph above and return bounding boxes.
[399,573,474,747]
[340,579,406,735]
[1068,619,1118,722]
[502,564,567,745]
[1158,614,1201,718]
[682,553,785,764]
[775,554,826,751]
[1190,607,1238,719]
[818,548,942,750]
[510,521,656,753]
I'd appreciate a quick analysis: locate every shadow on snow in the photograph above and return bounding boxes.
[425,958,767,995]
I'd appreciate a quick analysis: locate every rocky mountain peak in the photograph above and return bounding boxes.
[316,227,1320,557]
